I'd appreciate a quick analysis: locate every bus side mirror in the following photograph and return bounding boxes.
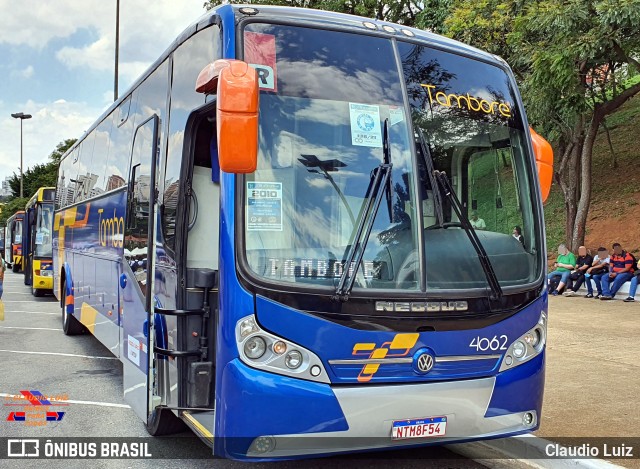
[530,127,553,203]
[196,59,259,174]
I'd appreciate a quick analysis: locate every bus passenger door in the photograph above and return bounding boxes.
[24,208,35,286]
[121,115,160,421]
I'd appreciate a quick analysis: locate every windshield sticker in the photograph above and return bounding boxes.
[247,182,283,231]
[35,232,44,245]
[421,84,512,118]
[389,106,404,126]
[349,103,383,148]
[244,32,277,92]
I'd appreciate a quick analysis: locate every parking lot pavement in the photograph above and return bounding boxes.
[0,271,485,469]
[538,295,640,469]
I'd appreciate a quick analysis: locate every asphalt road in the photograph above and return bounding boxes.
[0,270,485,469]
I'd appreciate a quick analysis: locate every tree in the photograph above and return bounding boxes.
[446,0,640,251]
[49,138,76,165]
[203,0,452,30]
[0,197,29,227]
[8,138,76,199]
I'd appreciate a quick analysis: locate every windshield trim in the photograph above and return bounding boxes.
[234,18,546,299]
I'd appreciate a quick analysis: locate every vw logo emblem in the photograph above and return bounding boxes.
[416,352,434,373]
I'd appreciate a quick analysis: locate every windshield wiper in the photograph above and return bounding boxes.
[416,128,444,227]
[433,169,503,300]
[334,120,393,301]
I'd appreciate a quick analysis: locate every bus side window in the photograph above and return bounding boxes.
[125,116,159,297]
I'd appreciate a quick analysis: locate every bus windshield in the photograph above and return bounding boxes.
[35,204,53,257]
[242,24,541,294]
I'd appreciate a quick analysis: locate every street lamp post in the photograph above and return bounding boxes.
[11,112,33,199]
[114,0,120,101]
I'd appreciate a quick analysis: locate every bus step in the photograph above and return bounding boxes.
[154,307,205,317]
[154,346,201,358]
[188,361,213,408]
[182,410,215,447]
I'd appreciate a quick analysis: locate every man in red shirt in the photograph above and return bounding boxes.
[600,243,634,300]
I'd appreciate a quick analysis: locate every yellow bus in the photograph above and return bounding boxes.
[24,187,55,296]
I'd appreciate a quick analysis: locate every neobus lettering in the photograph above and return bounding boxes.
[98,209,124,248]
[421,84,512,118]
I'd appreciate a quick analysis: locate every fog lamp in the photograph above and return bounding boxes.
[285,350,302,369]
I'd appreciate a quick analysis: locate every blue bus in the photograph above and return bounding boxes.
[53,4,553,460]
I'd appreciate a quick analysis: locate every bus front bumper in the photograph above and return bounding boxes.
[32,274,53,290]
[216,351,544,460]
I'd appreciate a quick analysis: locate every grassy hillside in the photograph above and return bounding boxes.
[544,94,640,254]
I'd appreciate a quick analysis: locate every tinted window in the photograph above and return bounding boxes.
[92,117,114,194]
[398,41,540,289]
[106,96,137,192]
[163,25,220,254]
[242,24,419,291]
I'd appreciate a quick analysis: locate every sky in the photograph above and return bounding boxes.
[0,0,209,188]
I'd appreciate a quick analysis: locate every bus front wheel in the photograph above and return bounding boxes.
[146,407,186,436]
[32,286,43,297]
[12,263,19,273]
[61,280,84,335]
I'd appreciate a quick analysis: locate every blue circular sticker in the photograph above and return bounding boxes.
[357,113,375,132]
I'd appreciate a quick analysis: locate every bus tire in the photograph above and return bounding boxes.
[146,407,186,436]
[32,286,43,297]
[12,263,19,273]
[61,280,84,335]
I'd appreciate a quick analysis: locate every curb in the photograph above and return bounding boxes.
[447,434,624,469]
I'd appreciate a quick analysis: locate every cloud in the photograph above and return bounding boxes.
[2,0,206,86]
[0,0,207,183]
[48,0,207,87]
[9,65,34,80]
[21,65,34,79]
[0,98,104,184]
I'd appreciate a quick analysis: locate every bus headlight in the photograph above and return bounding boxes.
[499,314,546,372]
[235,315,330,384]
[244,336,267,359]
[512,340,526,358]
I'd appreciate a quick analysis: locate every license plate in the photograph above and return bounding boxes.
[391,416,447,440]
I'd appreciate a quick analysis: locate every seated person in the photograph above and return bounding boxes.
[563,246,593,296]
[547,244,576,296]
[513,226,525,248]
[623,258,640,302]
[600,242,634,300]
[470,211,486,230]
[583,247,610,298]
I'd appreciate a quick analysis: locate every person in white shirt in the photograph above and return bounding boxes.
[583,247,610,298]
[470,210,486,230]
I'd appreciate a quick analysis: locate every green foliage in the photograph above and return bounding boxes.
[49,139,76,165]
[446,0,640,136]
[468,149,524,235]
[542,186,566,252]
[8,138,75,199]
[0,197,29,227]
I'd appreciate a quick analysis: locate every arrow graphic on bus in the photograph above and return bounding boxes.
[351,333,419,382]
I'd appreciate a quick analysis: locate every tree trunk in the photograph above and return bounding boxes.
[602,119,618,169]
[571,112,602,250]
[555,118,584,251]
